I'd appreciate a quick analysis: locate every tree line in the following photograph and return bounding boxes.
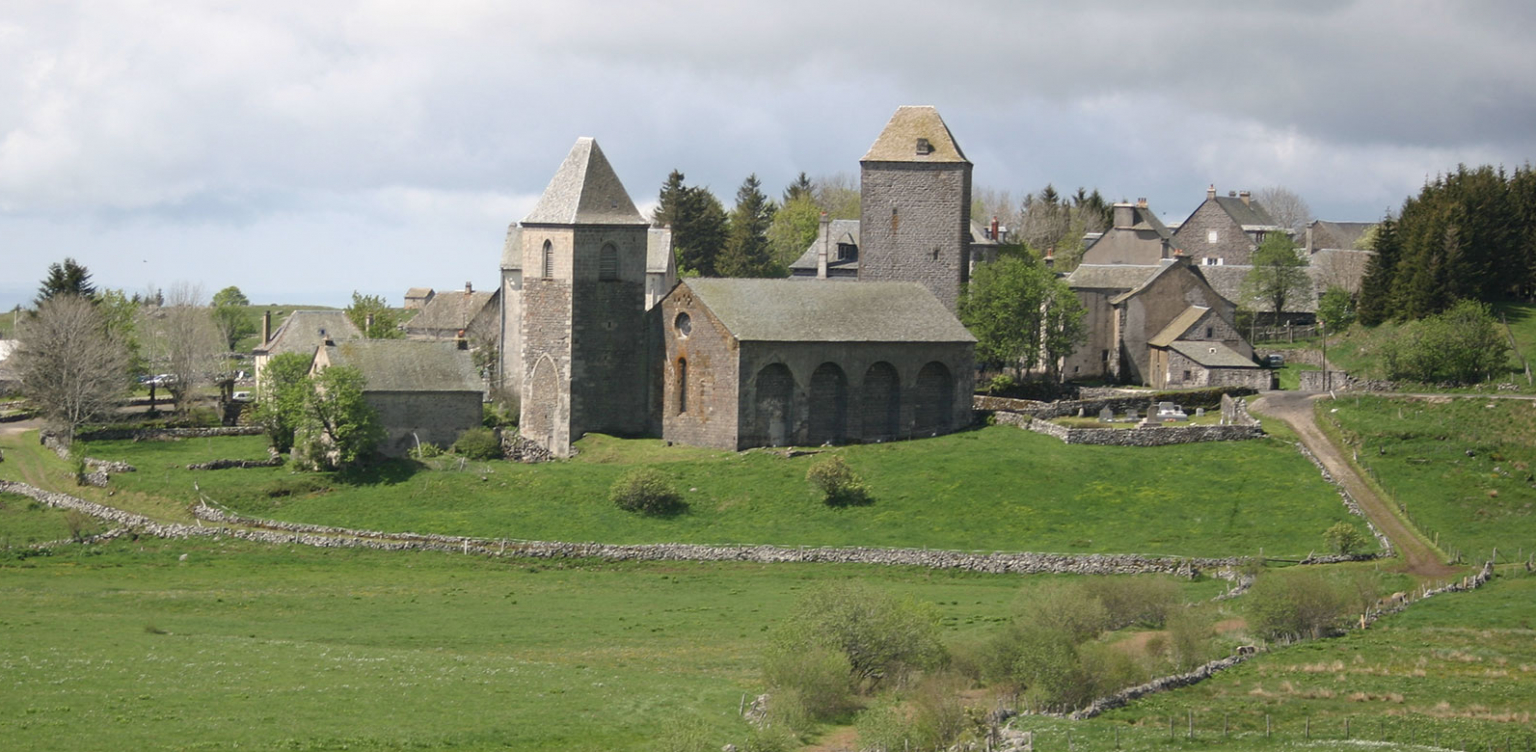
[1359,163,1536,326]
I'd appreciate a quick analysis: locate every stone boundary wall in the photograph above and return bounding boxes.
[73,426,266,442]
[1256,347,1328,368]
[188,457,283,471]
[0,478,1259,577]
[1067,559,1494,720]
[1029,386,1258,421]
[1022,417,1264,446]
[972,395,1048,413]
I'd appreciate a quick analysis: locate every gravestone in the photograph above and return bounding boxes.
[1195,407,1205,417]
[1077,407,1085,418]
[1125,408,1139,421]
[1098,407,1114,423]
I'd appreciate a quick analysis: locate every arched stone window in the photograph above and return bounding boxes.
[599,243,618,281]
[807,362,848,445]
[542,240,554,279]
[753,363,795,447]
[914,361,953,434]
[860,362,900,442]
[676,358,688,414]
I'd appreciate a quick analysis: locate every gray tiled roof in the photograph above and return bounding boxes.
[1309,220,1376,250]
[1169,340,1259,369]
[1213,196,1280,229]
[404,290,497,334]
[323,340,483,392]
[1134,205,1175,240]
[1149,306,1210,348]
[647,228,674,274]
[788,220,862,271]
[861,106,969,163]
[255,311,360,356]
[682,278,975,343]
[404,287,433,299]
[522,138,648,226]
[1066,264,1162,291]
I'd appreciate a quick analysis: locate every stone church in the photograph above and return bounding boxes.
[497,107,979,456]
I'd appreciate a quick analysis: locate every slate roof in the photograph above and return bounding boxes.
[1169,340,1259,369]
[1213,196,1281,230]
[788,219,862,272]
[1112,259,1203,305]
[1133,205,1176,240]
[322,340,482,392]
[405,290,497,333]
[681,278,975,343]
[861,106,969,164]
[405,287,434,299]
[1308,220,1376,250]
[1066,264,1162,291]
[522,138,648,226]
[500,225,521,271]
[255,311,360,356]
[1149,306,1210,348]
[647,228,674,274]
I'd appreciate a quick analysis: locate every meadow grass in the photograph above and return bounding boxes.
[67,426,1365,558]
[1321,395,1536,562]
[0,491,107,546]
[0,530,1225,752]
[1322,301,1536,393]
[1070,568,1536,751]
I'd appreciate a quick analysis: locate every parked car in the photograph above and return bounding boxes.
[231,391,252,402]
[1265,354,1285,368]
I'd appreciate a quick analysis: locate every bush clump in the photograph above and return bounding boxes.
[609,468,684,515]
[1323,521,1369,555]
[806,455,871,506]
[452,427,503,460]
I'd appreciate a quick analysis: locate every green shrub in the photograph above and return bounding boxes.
[985,373,1017,394]
[609,468,683,515]
[452,428,503,460]
[768,582,944,696]
[482,402,515,429]
[1247,570,1348,640]
[759,645,853,728]
[805,455,871,506]
[1323,521,1369,555]
[1084,576,1179,629]
[410,442,445,460]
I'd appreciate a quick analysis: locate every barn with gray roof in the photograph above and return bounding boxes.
[660,278,975,450]
[311,339,484,457]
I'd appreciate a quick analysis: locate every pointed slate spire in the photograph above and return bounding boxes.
[860,105,969,164]
[522,137,648,226]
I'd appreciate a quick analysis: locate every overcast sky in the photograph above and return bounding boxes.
[3,1,1533,310]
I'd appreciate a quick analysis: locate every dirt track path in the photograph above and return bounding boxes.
[1251,391,1458,580]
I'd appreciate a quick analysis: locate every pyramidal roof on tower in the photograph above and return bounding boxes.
[522,137,648,226]
[861,106,969,164]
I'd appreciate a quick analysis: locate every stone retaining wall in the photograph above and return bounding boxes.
[1023,417,1264,446]
[1256,347,1328,368]
[972,395,1048,413]
[74,426,266,442]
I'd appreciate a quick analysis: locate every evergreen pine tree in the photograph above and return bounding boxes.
[1357,217,1399,326]
[35,258,97,305]
[782,172,814,204]
[718,174,779,278]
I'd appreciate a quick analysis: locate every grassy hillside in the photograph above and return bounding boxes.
[1321,395,1536,562]
[58,426,1368,558]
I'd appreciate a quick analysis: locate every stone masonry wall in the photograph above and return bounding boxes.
[1023,417,1264,446]
[859,161,971,313]
[1175,200,1257,265]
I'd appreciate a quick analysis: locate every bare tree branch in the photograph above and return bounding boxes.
[15,294,130,441]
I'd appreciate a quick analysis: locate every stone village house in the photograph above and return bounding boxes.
[310,339,484,458]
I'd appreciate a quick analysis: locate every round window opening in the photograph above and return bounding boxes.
[674,312,692,338]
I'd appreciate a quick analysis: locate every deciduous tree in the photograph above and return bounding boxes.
[345,292,404,339]
[293,365,383,470]
[1241,233,1311,323]
[960,256,1085,377]
[136,283,225,413]
[253,351,312,453]
[1255,186,1313,235]
[15,294,130,442]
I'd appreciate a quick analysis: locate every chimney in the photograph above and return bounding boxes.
[816,211,830,279]
[1228,190,1237,198]
[465,281,473,295]
[320,328,334,347]
[990,216,999,241]
[1206,184,1216,200]
[455,328,468,350]
[365,313,374,337]
[1137,197,1148,209]
[1044,246,1055,267]
[1238,190,1251,206]
[1113,202,1135,229]
[261,311,271,345]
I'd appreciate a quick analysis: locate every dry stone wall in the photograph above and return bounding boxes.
[1023,417,1264,446]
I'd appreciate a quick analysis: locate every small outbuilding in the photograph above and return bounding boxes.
[311,340,485,457]
[660,278,975,450]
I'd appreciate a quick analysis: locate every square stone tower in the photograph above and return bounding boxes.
[513,138,652,456]
[858,106,973,313]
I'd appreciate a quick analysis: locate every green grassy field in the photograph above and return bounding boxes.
[1321,395,1536,562]
[59,426,1368,558]
[0,525,1228,752]
[0,491,106,546]
[1062,569,1536,751]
